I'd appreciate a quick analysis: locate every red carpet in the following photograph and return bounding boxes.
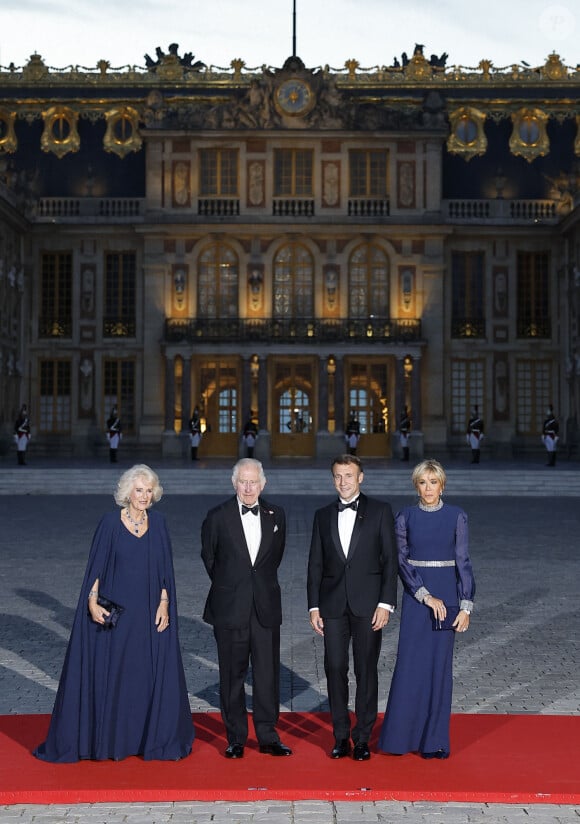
[1,713,579,805]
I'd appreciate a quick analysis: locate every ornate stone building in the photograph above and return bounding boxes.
[0,44,579,459]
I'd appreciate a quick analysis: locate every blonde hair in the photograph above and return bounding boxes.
[411,459,446,491]
[114,464,163,507]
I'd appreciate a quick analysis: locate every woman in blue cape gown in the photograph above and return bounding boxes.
[378,459,475,759]
[34,464,194,762]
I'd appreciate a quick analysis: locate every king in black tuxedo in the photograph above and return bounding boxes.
[307,455,398,760]
[201,458,291,758]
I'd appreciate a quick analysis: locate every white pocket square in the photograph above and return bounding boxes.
[273,525,279,533]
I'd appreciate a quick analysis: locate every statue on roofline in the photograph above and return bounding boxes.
[144,43,206,72]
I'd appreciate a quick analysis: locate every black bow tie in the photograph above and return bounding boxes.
[242,504,259,516]
[338,499,358,512]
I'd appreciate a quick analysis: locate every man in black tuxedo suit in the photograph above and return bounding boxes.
[307,454,398,761]
[201,458,292,759]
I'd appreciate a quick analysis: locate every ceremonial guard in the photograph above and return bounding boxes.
[242,413,259,458]
[345,412,361,455]
[398,405,411,461]
[189,406,203,461]
[106,405,122,463]
[542,405,559,466]
[14,403,31,465]
[466,406,484,464]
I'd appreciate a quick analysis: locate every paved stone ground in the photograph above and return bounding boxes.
[1,476,579,823]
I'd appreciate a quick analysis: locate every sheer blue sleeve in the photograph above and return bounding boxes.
[455,510,475,608]
[395,509,428,601]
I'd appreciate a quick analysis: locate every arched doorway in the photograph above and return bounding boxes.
[270,357,316,457]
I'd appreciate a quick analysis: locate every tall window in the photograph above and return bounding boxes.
[348,243,389,318]
[39,360,71,433]
[104,359,135,434]
[199,148,238,195]
[451,251,485,338]
[275,361,313,433]
[39,252,72,337]
[517,251,550,338]
[348,361,389,434]
[199,360,238,433]
[104,251,136,337]
[198,243,239,318]
[516,360,552,435]
[349,150,388,196]
[273,242,314,318]
[274,149,313,196]
[450,359,485,434]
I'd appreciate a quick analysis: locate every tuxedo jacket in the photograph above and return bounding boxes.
[307,493,398,619]
[201,495,286,630]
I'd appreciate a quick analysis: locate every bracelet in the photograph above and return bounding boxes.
[88,590,98,599]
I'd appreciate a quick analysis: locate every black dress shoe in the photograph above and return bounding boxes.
[421,749,449,760]
[330,739,351,759]
[224,743,244,759]
[259,741,292,756]
[352,741,371,761]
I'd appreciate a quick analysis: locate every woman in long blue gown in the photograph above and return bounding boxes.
[378,459,475,759]
[34,464,194,763]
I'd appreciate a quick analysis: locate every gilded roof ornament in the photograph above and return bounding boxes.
[97,60,111,78]
[542,52,567,81]
[345,60,360,81]
[22,54,49,82]
[144,43,206,81]
[403,47,434,81]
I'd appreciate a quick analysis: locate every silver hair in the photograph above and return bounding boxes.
[114,464,163,507]
[231,457,266,487]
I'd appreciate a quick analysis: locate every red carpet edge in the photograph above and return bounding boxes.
[1,713,579,805]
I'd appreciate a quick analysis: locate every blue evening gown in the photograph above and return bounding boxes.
[378,502,475,756]
[34,510,194,762]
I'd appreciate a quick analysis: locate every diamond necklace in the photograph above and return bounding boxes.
[125,507,147,534]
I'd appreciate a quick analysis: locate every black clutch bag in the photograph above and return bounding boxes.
[431,605,460,631]
[97,594,124,628]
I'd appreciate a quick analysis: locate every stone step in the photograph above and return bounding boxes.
[0,467,575,496]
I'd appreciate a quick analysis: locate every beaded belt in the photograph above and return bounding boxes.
[408,559,456,567]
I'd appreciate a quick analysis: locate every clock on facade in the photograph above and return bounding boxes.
[274,78,315,117]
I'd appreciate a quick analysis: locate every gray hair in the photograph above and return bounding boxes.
[114,464,163,507]
[231,457,266,487]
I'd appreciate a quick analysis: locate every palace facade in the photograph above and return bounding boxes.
[1,44,579,460]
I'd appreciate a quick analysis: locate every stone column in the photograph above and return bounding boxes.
[318,356,328,431]
[258,355,268,431]
[335,355,345,435]
[255,355,271,460]
[411,355,422,430]
[395,355,406,421]
[164,353,175,432]
[181,354,192,431]
[241,356,252,423]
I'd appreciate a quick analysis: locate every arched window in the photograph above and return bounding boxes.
[198,243,239,318]
[279,387,310,433]
[348,243,389,318]
[273,242,314,318]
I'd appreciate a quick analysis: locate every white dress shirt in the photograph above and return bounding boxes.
[238,500,262,565]
[339,496,394,613]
